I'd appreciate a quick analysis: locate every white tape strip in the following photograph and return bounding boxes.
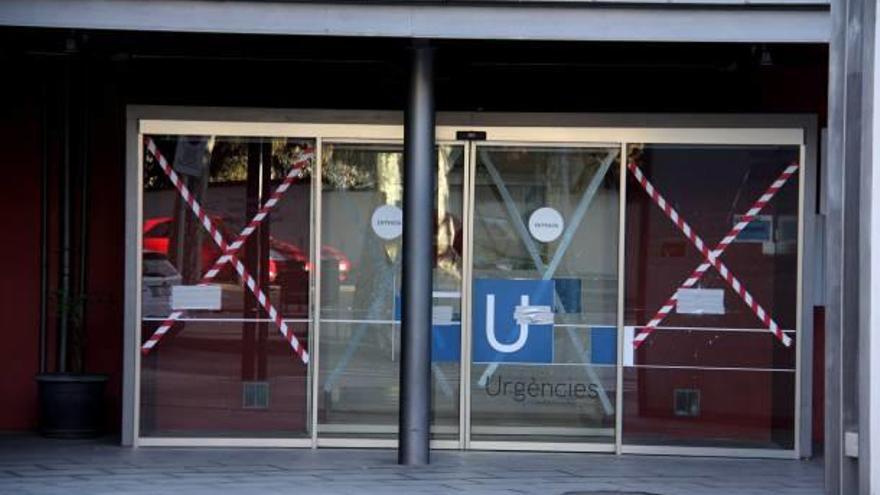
[513,305,554,326]
[623,326,635,367]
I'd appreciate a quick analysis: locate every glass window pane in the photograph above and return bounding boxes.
[317,143,464,440]
[140,135,313,438]
[622,143,800,450]
[470,145,621,444]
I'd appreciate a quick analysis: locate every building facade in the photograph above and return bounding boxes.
[0,0,876,493]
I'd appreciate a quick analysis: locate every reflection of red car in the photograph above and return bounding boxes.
[143,216,350,282]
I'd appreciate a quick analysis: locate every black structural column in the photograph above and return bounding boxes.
[398,40,436,466]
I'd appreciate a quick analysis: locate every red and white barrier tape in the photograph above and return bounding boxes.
[627,162,793,347]
[141,137,310,364]
[632,163,799,347]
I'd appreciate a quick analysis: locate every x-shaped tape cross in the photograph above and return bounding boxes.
[628,161,799,348]
[141,137,313,365]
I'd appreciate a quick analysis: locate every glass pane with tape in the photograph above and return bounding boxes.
[470,145,621,444]
[317,143,465,440]
[622,143,800,450]
[139,134,313,438]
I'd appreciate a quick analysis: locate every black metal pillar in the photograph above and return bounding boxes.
[398,40,435,466]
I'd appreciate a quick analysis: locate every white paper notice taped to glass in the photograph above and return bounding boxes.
[675,288,725,315]
[171,285,222,311]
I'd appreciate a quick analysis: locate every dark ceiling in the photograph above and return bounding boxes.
[1,27,828,118]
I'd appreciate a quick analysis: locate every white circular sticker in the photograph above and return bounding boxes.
[528,207,564,243]
[371,205,403,240]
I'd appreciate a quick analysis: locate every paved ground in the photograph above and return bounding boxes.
[0,435,823,495]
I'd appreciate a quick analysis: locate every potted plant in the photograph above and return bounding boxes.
[35,290,108,438]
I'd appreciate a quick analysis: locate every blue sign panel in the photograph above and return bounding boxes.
[553,277,582,313]
[590,326,617,365]
[432,324,461,363]
[473,279,554,363]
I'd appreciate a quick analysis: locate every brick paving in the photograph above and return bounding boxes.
[0,435,823,495]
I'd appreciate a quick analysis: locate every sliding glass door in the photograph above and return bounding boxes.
[139,134,313,439]
[621,143,801,453]
[316,141,466,443]
[467,143,621,447]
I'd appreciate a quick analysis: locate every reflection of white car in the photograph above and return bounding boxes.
[142,252,182,316]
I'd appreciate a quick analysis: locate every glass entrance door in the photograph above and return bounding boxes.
[467,143,621,447]
[621,143,801,452]
[316,141,466,443]
[139,134,314,440]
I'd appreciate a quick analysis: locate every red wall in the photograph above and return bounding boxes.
[0,66,43,430]
[0,58,125,433]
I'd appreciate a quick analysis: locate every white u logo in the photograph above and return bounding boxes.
[485,294,530,353]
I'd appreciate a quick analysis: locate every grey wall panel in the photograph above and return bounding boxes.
[826,0,879,490]
[0,0,829,43]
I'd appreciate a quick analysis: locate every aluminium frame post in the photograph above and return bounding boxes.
[398,40,436,465]
[827,0,880,490]
[860,0,880,488]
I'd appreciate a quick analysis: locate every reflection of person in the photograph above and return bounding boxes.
[435,210,461,265]
[434,210,462,289]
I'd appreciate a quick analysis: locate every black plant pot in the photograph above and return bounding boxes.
[35,373,108,438]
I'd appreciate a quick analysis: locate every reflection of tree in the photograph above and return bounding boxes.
[271,139,313,179]
[207,140,247,183]
[144,136,313,191]
[142,137,248,191]
[322,146,377,190]
[143,152,165,191]
[208,138,313,183]
[144,136,443,195]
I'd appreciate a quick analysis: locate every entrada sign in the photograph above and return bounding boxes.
[371,204,403,240]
